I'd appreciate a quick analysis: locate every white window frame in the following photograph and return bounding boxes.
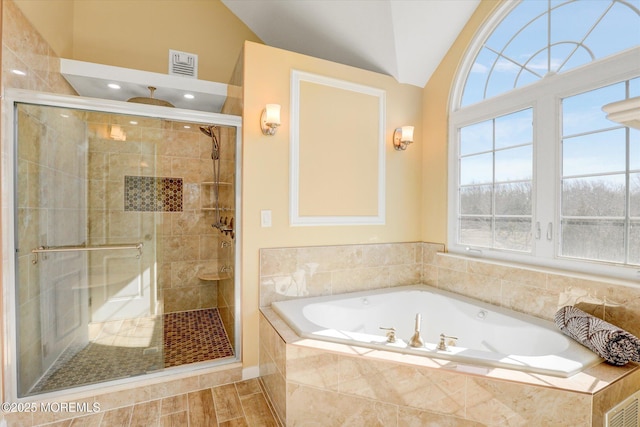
[448,5,640,281]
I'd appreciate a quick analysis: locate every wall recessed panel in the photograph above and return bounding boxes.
[290,71,386,226]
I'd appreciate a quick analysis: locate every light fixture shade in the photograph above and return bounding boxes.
[110,124,126,141]
[261,104,281,135]
[393,125,414,150]
[401,126,414,143]
[265,104,281,125]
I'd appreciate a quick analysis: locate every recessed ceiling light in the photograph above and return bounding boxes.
[108,83,121,89]
[60,114,69,118]
[184,94,195,99]
[129,121,138,125]
[11,69,26,76]
[183,125,191,129]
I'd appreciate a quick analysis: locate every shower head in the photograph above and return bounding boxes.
[127,86,174,107]
[201,125,220,160]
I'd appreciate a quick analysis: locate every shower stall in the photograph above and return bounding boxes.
[2,90,241,398]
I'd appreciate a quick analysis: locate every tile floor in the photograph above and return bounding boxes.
[164,309,234,367]
[30,309,233,395]
[27,378,281,427]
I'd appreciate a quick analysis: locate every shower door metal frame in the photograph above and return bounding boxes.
[1,88,243,401]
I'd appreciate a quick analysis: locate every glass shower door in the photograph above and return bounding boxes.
[11,94,240,399]
[15,103,162,397]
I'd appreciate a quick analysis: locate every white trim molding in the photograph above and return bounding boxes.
[289,70,386,226]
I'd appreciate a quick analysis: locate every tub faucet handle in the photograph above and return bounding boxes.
[379,327,396,343]
[437,333,458,351]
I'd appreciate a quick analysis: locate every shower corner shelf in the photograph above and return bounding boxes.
[198,272,230,281]
[200,181,233,212]
[201,207,233,211]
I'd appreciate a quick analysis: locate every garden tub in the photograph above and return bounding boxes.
[271,284,601,377]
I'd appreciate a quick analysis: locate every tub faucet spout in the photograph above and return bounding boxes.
[409,313,424,347]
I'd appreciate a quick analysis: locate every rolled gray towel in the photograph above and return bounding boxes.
[555,305,640,366]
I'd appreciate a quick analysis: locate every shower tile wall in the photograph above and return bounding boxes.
[86,114,235,315]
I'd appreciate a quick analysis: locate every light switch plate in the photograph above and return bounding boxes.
[261,210,272,227]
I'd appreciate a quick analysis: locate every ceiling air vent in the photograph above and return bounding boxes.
[169,49,198,78]
[606,390,640,427]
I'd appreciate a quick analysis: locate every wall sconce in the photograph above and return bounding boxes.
[393,126,414,151]
[261,104,281,136]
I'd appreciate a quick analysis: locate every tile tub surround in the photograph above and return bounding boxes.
[431,251,640,340]
[260,308,640,426]
[259,242,425,307]
[258,242,640,425]
[260,242,640,340]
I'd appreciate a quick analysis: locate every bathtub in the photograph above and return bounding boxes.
[271,284,602,377]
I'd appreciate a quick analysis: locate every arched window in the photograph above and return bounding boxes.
[449,0,640,280]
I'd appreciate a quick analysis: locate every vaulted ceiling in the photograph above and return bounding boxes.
[221,0,480,88]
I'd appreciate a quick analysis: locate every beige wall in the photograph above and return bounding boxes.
[242,41,424,369]
[11,0,74,58]
[420,0,501,245]
[13,0,262,83]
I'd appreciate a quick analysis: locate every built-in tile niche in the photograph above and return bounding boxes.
[124,176,183,212]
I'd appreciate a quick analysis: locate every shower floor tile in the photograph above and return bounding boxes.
[28,308,233,396]
[163,308,235,367]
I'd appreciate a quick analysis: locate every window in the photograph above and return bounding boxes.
[460,0,640,107]
[450,0,640,279]
[459,109,533,252]
[561,80,640,265]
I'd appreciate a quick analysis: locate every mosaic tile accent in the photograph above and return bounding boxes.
[124,176,183,212]
[28,309,232,395]
[164,308,235,367]
[29,330,163,395]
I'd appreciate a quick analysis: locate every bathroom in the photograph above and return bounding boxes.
[2,0,640,426]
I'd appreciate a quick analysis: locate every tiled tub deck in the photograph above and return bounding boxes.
[258,243,640,426]
[260,307,640,426]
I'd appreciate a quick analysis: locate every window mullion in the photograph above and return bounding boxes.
[533,94,558,259]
